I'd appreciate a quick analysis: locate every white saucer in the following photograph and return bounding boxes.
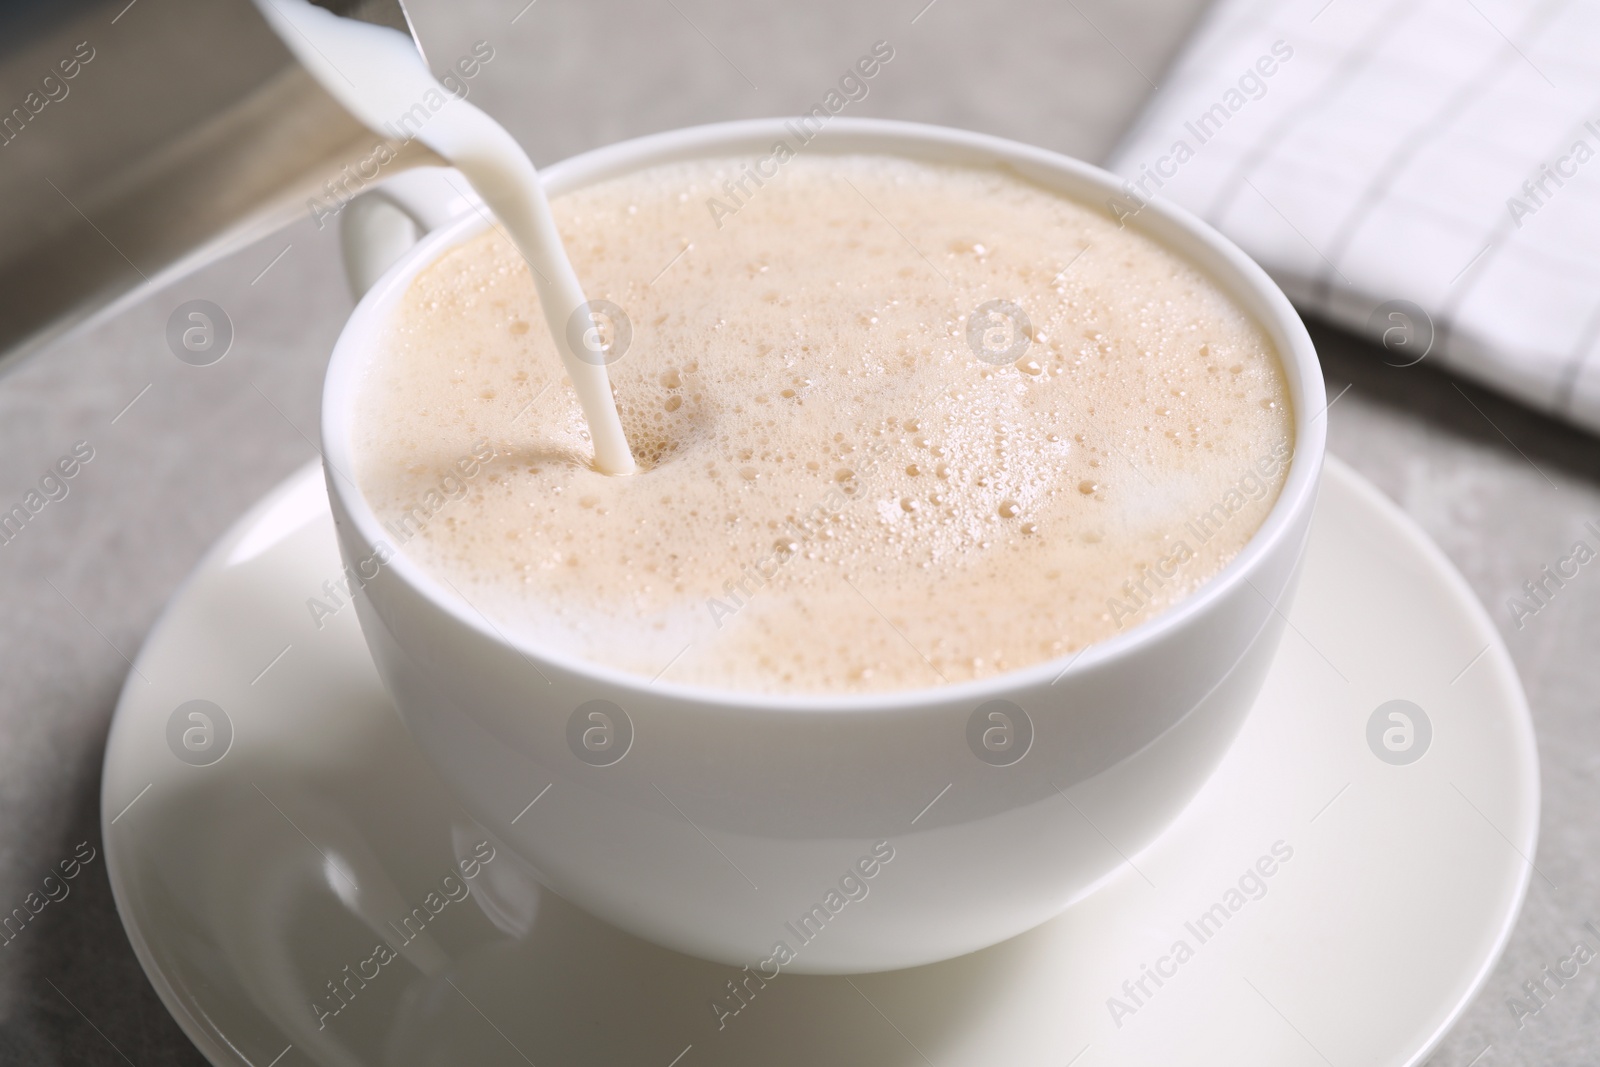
[102,457,1538,1067]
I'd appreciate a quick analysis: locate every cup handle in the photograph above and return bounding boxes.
[339,167,482,298]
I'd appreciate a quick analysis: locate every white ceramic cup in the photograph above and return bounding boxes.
[321,118,1326,974]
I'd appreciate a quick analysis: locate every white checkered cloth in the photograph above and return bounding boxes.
[1106,0,1600,432]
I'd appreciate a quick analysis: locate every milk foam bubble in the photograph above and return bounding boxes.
[352,155,1293,693]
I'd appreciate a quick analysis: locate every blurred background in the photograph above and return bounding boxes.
[1,0,1596,1062]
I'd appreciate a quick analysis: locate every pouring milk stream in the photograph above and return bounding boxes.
[256,0,638,475]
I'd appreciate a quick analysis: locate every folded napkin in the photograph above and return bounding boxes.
[1106,0,1600,432]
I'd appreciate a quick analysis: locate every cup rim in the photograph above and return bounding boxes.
[321,116,1327,713]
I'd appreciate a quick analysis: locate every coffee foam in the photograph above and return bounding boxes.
[352,154,1293,693]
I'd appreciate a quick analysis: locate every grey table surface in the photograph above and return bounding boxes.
[2,0,1597,1063]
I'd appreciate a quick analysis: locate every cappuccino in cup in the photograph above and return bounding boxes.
[351,154,1292,693]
